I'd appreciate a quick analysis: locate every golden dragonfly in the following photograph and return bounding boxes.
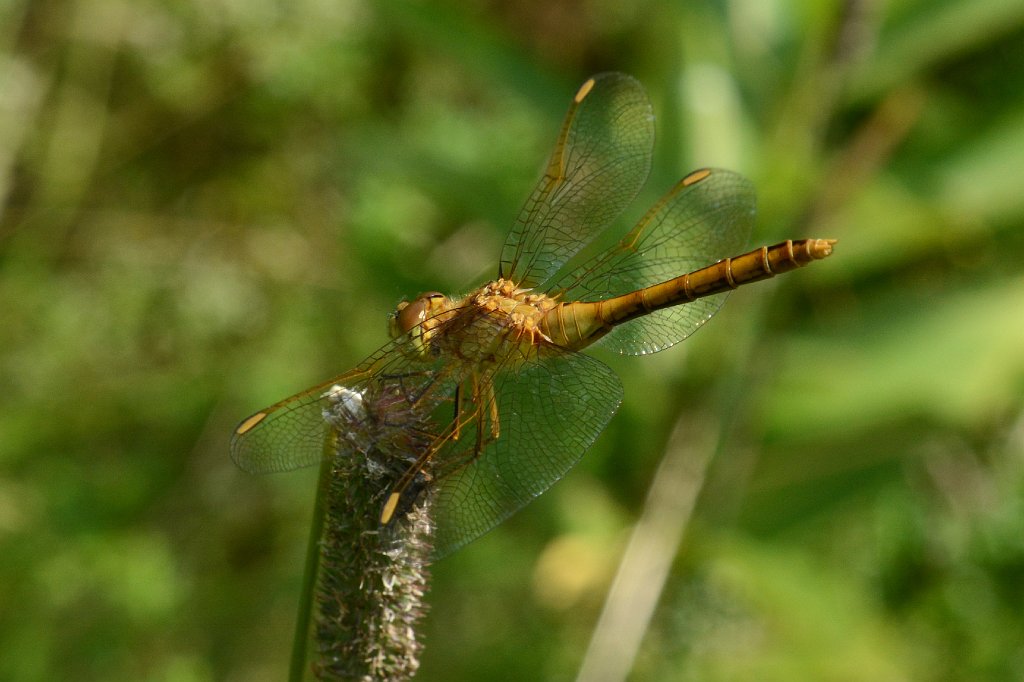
[231,73,834,559]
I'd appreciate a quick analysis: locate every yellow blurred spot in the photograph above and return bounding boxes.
[532,533,613,611]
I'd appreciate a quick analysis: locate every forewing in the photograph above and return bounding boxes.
[230,333,460,475]
[500,72,654,289]
[549,168,756,355]
[428,345,623,559]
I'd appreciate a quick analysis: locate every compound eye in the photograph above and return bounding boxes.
[389,292,446,339]
[394,298,429,335]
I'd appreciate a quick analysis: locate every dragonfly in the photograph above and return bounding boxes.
[231,72,835,559]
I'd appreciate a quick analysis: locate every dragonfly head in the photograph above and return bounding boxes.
[389,292,449,347]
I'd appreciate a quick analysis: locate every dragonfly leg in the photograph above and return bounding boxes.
[380,396,479,525]
[467,371,501,459]
[381,415,460,525]
[472,372,486,455]
[486,377,500,440]
[451,382,463,441]
[381,373,502,526]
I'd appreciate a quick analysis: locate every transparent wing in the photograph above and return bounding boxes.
[548,168,756,355]
[428,344,623,559]
[500,72,654,289]
[229,333,463,475]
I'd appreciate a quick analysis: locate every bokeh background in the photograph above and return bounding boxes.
[3,0,1024,679]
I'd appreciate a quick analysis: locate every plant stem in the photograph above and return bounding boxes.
[289,451,335,682]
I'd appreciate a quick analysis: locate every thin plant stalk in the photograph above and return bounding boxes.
[289,452,335,682]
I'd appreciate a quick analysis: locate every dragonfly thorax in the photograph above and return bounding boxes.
[395,278,562,366]
[470,278,558,321]
[463,278,559,352]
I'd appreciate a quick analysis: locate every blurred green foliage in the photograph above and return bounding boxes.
[2,0,1023,679]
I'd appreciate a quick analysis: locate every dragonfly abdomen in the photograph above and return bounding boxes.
[545,239,835,351]
[633,238,835,315]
